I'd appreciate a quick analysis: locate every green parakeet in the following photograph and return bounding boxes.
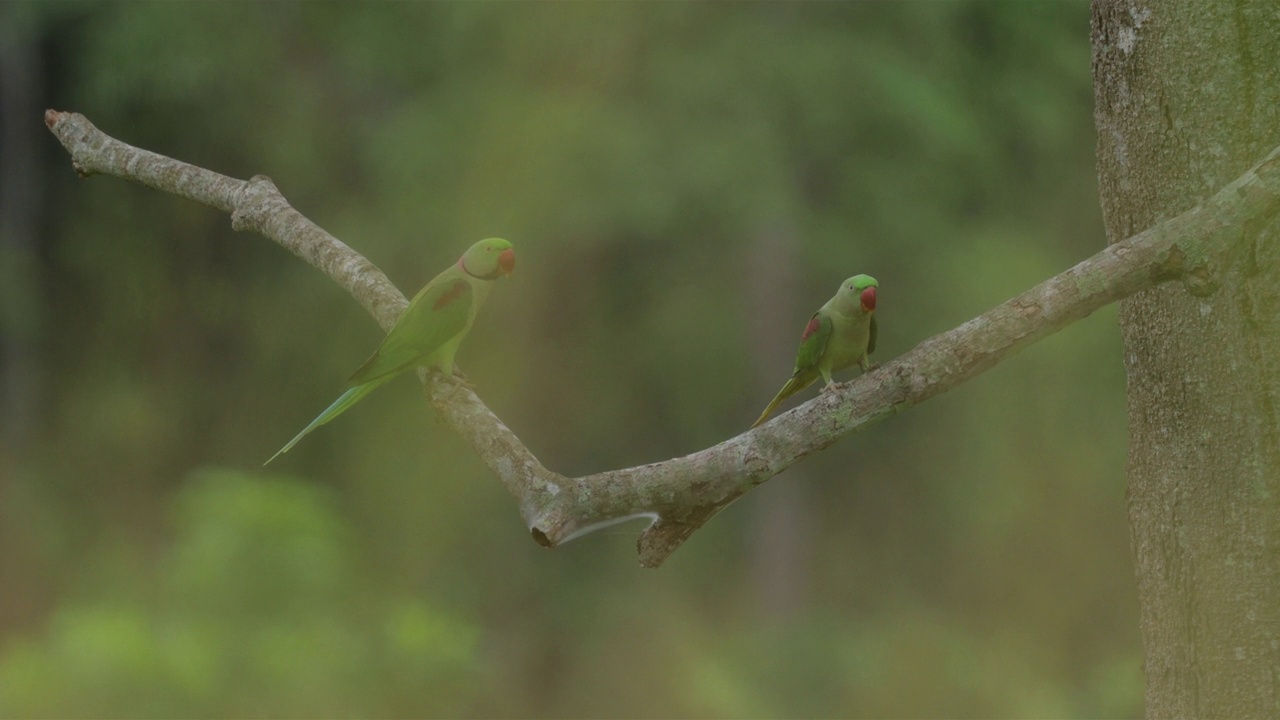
[265,237,516,464]
[752,274,878,428]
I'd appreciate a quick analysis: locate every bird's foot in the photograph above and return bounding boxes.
[863,362,881,373]
[448,367,478,392]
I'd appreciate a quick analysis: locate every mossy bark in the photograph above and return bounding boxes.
[1093,2,1280,716]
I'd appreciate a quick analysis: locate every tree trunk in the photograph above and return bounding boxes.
[745,223,813,619]
[1093,2,1280,717]
[0,6,46,453]
[0,5,49,640]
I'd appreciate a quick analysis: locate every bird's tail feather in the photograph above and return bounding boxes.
[751,373,815,428]
[264,375,396,465]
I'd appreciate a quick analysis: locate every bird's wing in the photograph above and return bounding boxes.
[347,275,473,385]
[793,311,833,374]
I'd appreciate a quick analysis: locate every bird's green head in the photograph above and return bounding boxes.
[840,274,878,313]
[459,238,515,280]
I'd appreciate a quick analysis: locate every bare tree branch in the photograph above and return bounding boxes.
[44,109,1280,568]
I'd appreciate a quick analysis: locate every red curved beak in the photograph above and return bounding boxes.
[861,286,876,312]
[498,248,516,276]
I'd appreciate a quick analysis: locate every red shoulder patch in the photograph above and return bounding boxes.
[801,315,821,341]
[433,280,468,310]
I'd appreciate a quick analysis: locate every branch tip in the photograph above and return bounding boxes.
[530,527,554,548]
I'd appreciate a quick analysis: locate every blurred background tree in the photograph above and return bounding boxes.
[0,2,1138,717]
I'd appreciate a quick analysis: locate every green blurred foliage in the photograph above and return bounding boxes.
[1,1,1139,717]
[0,471,487,717]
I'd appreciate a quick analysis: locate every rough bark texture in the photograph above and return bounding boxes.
[1093,2,1280,716]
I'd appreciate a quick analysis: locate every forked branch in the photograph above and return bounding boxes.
[45,110,1280,567]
